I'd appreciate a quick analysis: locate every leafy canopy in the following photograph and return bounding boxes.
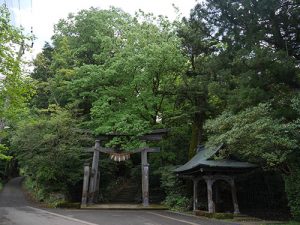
[32,8,187,150]
[0,4,32,161]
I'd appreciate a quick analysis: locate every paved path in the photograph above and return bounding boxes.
[0,177,240,225]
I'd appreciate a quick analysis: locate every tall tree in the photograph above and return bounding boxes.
[177,10,227,158]
[193,0,300,59]
[31,8,187,150]
[0,4,32,161]
[180,0,300,158]
[186,0,300,219]
[90,13,187,146]
[30,43,54,109]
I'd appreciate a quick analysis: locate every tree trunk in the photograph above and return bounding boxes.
[188,112,204,159]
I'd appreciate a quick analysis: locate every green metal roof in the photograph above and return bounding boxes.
[174,144,257,173]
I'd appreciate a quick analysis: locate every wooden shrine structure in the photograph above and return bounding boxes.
[174,144,257,214]
[81,129,167,207]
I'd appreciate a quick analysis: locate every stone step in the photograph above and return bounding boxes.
[111,183,139,203]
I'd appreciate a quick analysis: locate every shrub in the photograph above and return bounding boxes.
[164,194,190,211]
[12,109,88,199]
[160,166,191,211]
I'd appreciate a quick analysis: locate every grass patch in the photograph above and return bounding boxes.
[55,202,81,209]
[194,210,234,219]
[0,182,3,191]
[266,222,300,225]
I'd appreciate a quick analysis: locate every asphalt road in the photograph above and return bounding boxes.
[0,177,239,225]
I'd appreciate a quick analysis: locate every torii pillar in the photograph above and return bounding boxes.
[141,148,159,206]
[88,140,100,204]
[141,150,149,206]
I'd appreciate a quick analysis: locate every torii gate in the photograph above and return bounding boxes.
[81,129,167,207]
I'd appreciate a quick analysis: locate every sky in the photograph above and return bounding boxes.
[1,0,199,58]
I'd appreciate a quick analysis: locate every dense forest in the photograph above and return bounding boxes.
[0,0,300,221]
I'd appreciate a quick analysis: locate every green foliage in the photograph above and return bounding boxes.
[0,144,11,160]
[180,0,300,159]
[24,177,48,202]
[205,103,299,169]
[0,4,32,173]
[211,213,233,220]
[55,202,81,209]
[31,8,187,151]
[160,166,191,211]
[87,12,187,149]
[177,17,218,157]
[187,0,300,218]
[265,222,300,225]
[12,108,88,196]
[30,43,54,109]
[0,5,32,121]
[164,194,190,211]
[193,0,300,60]
[5,1,299,218]
[198,212,233,219]
[204,99,300,218]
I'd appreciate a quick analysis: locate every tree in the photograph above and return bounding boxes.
[0,4,32,162]
[32,8,187,150]
[30,43,54,109]
[176,10,229,158]
[12,108,89,197]
[24,8,189,203]
[0,5,32,119]
[205,103,299,170]
[205,100,300,219]
[192,0,300,59]
[182,0,300,155]
[184,0,300,218]
[89,12,187,148]
[48,8,133,111]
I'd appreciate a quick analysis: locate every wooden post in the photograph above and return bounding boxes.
[205,176,215,213]
[88,140,100,203]
[141,150,149,206]
[193,178,199,211]
[230,178,240,214]
[81,163,90,206]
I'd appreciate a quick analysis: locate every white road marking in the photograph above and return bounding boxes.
[147,212,200,225]
[26,206,99,225]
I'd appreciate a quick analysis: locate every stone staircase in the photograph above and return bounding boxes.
[149,187,165,204]
[111,181,139,203]
[110,179,165,204]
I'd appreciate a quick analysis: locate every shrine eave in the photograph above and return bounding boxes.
[174,145,257,174]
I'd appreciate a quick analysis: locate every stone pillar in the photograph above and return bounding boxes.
[95,171,100,201]
[193,178,199,211]
[81,163,90,206]
[205,177,215,213]
[88,140,100,203]
[141,150,149,206]
[230,178,240,214]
